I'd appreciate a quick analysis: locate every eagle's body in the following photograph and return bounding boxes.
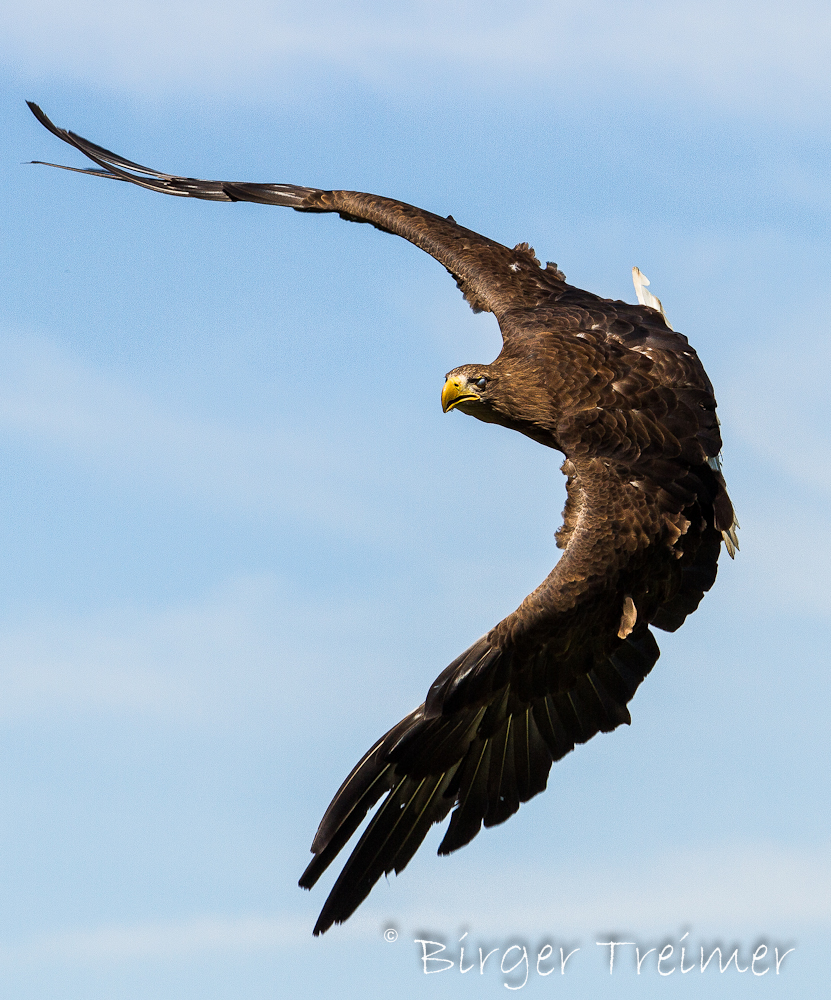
[29,103,737,936]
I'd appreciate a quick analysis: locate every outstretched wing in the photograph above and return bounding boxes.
[299,444,726,934]
[27,102,565,321]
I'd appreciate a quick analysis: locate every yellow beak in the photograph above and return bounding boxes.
[442,377,479,413]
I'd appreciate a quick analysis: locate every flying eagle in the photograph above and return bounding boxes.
[29,102,738,936]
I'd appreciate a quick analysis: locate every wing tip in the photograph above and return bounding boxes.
[26,101,61,139]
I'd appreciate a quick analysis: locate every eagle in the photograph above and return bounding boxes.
[29,102,738,936]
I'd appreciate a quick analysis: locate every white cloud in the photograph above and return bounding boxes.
[725,343,831,498]
[0,842,823,967]
[722,509,831,617]
[0,572,368,723]
[404,841,831,934]
[0,913,306,964]
[0,329,380,531]
[707,328,831,618]
[3,1,830,116]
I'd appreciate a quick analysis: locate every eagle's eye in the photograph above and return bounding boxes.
[475,377,488,389]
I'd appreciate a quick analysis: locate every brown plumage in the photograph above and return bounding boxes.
[28,102,738,936]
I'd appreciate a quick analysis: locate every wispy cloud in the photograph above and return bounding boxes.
[709,325,831,617]
[0,913,306,964]
[725,340,831,498]
[0,572,369,723]
[1,842,824,967]
[723,508,831,617]
[404,841,831,933]
[0,329,389,533]
[4,1,829,117]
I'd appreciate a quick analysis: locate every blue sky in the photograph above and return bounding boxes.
[1,1,829,996]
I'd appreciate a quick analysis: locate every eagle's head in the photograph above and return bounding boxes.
[441,365,503,424]
[442,360,561,449]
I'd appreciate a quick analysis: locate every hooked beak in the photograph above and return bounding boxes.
[442,376,479,413]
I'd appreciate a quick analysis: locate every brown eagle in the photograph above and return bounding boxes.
[29,102,737,936]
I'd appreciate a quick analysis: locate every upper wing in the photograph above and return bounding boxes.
[27,102,566,322]
[299,451,724,934]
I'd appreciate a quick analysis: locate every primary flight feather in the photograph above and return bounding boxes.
[28,101,737,935]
